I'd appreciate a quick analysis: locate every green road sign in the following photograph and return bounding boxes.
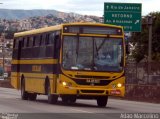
[104,3,142,32]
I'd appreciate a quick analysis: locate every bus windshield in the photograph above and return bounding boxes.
[62,36,123,72]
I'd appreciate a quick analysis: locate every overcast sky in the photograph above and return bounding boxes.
[0,0,159,16]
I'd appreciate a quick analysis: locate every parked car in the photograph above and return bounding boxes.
[3,73,8,78]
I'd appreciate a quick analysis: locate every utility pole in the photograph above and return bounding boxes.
[147,16,153,63]
[147,16,153,84]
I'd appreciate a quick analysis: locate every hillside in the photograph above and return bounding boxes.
[0,11,101,39]
[0,9,62,19]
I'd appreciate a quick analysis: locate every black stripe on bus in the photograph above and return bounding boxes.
[11,64,61,74]
[12,45,59,59]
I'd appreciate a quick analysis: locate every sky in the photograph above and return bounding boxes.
[0,0,159,17]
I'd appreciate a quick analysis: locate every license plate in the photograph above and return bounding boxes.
[86,79,100,84]
[110,90,121,95]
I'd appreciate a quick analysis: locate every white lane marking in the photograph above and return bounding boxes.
[70,108,93,113]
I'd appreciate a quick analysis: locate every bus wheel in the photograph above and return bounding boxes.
[21,78,29,100]
[97,96,108,107]
[61,96,69,103]
[69,96,76,103]
[28,93,37,101]
[47,83,58,104]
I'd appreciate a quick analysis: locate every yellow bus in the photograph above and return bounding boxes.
[11,23,125,107]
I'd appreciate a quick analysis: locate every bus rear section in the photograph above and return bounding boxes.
[11,27,61,101]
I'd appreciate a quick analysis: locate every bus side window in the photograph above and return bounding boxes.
[23,37,28,48]
[45,34,50,45]
[56,31,60,36]
[29,36,33,47]
[54,34,60,49]
[33,36,36,47]
[41,34,46,46]
[26,37,30,47]
[21,37,25,48]
[49,32,55,44]
[35,35,40,46]
[13,39,16,48]
[14,38,19,49]
[39,35,43,46]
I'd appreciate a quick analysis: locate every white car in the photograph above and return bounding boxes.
[3,73,8,78]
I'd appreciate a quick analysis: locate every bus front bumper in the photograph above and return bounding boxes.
[57,85,125,97]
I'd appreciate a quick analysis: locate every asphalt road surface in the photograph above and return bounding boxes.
[0,87,160,119]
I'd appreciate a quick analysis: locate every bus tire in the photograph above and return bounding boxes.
[28,93,37,101]
[69,96,76,103]
[97,96,108,107]
[61,95,76,103]
[21,78,29,100]
[47,82,58,104]
[61,96,69,103]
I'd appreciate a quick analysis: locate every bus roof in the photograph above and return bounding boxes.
[14,24,62,38]
[14,22,123,38]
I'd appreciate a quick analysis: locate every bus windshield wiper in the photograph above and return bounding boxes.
[97,37,107,52]
[95,37,108,60]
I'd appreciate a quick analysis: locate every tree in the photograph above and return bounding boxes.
[131,12,160,62]
[6,43,12,48]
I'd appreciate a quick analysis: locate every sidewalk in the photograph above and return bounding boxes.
[0,79,12,88]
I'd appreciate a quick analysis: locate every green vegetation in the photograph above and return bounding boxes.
[131,12,160,62]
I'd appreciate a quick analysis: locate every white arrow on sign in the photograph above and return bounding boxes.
[135,20,140,24]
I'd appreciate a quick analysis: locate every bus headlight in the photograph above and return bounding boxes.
[62,82,67,86]
[117,83,122,88]
[62,81,72,87]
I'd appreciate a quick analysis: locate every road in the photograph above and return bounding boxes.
[0,87,160,119]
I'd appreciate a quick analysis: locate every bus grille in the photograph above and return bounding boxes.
[72,79,113,86]
[80,90,105,93]
[75,75,110,79]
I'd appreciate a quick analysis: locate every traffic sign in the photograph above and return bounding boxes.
[104,3,142,32]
